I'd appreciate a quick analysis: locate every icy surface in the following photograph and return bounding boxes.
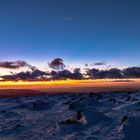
[0,91,140,140]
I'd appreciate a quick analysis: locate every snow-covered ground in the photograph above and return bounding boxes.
[0,91,140,140]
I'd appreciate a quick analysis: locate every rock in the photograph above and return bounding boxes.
[108,98,116,103]
[126,96,132,102]
[127,91,134,95]
[63,119,78,125]
[69,102,76,110]
[15,124,22,130]
[77,97,86,103]
[32,103,37,109]
[121,116,128,125]
[1,110,7,113]
[119,115,128,131]
[31,101,53,110]
[59,111,87,125]
[76,111,82,120]
[88,92,96,97]
[16,124,22,128]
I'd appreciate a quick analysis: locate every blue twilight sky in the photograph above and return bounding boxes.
[0,0,140,68]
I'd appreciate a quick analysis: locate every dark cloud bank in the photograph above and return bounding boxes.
[0,60,140,81]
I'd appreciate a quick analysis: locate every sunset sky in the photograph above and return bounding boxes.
[0,0,140,73]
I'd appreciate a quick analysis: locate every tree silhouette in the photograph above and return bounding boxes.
[48,58,65,71]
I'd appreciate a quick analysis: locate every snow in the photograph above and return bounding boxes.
[0,91,140,140]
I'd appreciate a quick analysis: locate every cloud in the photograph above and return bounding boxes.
[2,69,49,81]
[2,66,140,81]
[48,58,65,71]
[93,61,106,66]
[87,68,123,79]
[0,60,34,69]
[123,67,140,78]
[50,68,83,80]
[60,17,72,21]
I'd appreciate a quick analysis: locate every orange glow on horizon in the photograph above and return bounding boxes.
[0,79,140,96]
[0,78,139,86]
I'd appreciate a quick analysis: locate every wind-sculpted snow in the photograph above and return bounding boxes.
[0,91,140,140]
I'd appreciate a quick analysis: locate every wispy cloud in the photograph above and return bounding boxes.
[0,60,34,69]
[93,61,106,66]
[59,17,72,21]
